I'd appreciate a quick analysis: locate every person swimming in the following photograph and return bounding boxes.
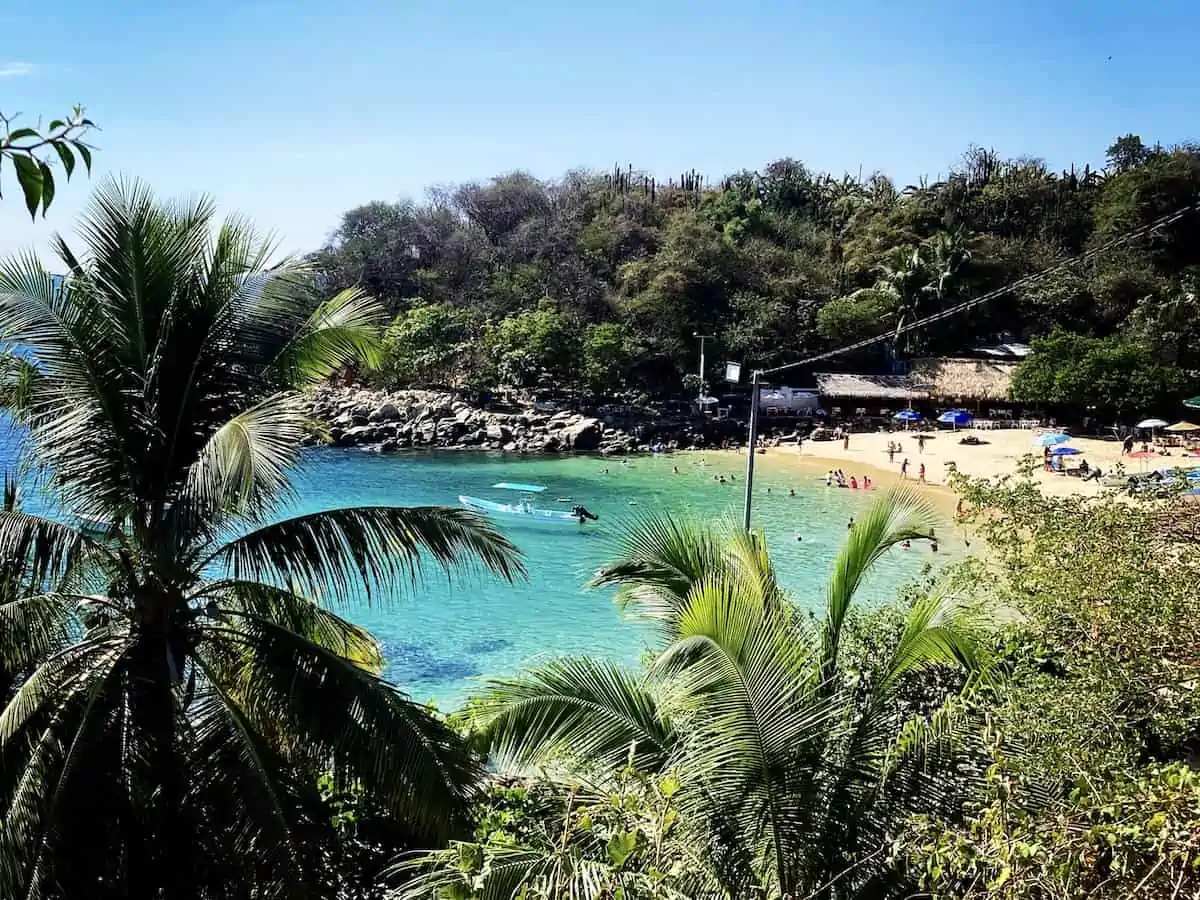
[789,488,796,497]
[847,517,855,530]
[825,471,833,486]
[901,539,911,549]
[849,476,858,490]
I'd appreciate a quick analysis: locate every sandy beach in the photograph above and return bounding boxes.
[753,427,1200,499]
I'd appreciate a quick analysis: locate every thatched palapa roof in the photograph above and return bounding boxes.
[814,373,927,400]
[908,357,1017,401]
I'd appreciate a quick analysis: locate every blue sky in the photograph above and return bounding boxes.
[1,0,1197,260]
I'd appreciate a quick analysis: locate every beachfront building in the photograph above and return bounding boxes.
[907,356,1019,415]
[815,356,1026,427]
[813,373,930,423]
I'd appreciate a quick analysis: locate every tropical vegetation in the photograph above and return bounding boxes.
[316,138,1200,412]
[0,145,1197,900]
[0,180,522,899]
[399,492,992,898]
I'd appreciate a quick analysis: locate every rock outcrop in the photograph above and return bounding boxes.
[308,386,754,456]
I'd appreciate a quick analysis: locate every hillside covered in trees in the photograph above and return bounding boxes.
[314,136,1200,415]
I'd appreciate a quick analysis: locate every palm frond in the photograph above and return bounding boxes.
[182,391,314,520]
[202,615,481,843]
[266,287,386,388]
[209,505,523,605]
[471,657,676,772]
[591,514,725,637]
[654,573,833,895]
[0,594,74,675]
[875,582,991,696]
[0,510,98,590]
[186,665,314,890]
[823,487,936,673]
[200,579,384,673]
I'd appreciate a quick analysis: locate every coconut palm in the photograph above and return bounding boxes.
[0,180,523,900]
[422,490,988,898]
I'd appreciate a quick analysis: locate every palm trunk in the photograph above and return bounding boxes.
[129,606,188,900]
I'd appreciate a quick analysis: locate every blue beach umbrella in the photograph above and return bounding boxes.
[1050,445,1082,456]
[1033,432,1071,447]
[893,409,923,422]
[937,409,973,428]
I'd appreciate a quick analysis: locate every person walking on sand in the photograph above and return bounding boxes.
[918,462,926,483]
[917,434,925,454]
[887,442,896,463]
[900,458,909,478]
[843,433,850,450]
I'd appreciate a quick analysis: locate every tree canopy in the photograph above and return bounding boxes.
[316,142,1199,410]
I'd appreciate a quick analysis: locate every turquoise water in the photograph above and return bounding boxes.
[283,449,952,706]
[1,415,953,707]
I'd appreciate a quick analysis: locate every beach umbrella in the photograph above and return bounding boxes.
[937,409,973,428]
[893,409,923,421]
[1137,418,1169,430]
[1184,397,1200,410]
[1164,421,1200,432]
[1050,446,1082,456]
[1033,432,1071,447]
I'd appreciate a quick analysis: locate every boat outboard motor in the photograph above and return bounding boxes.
[571,504,599,523]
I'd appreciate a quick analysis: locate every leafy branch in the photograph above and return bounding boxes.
[0,105,95,218]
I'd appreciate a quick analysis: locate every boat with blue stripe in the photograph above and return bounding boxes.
[459,483,599,528]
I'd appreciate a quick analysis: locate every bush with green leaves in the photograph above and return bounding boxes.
[394,767,704,899]
[891,474,1200,899]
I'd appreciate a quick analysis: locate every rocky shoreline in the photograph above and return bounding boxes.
[308,386,750,455]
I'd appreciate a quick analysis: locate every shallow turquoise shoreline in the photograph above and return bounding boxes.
[284,448,956,707]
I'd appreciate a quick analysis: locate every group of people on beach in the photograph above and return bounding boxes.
[825,469,872,490]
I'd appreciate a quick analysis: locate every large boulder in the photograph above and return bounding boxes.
[486,422,512,442]
[369,401,402,423]
[562,418,602,452]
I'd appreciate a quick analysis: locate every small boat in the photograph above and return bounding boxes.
[459,483,599,528]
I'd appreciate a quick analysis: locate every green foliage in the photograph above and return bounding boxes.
[905,760,1200,899]
[396,768,705,899]
[1010,328,1192,417]
[484,304,583,389]
[315,138,1199,394]
[376,301,478,386]
[0,107,95,217]
[581,322,638,393]
[894,475,1200,898]
[0,180,523,898]
[446,491,992,898]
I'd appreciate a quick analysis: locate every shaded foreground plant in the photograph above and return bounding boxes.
[0,180,522,900]
[399,489,992,898]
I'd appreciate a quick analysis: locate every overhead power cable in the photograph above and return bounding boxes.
[761,198,1200,376]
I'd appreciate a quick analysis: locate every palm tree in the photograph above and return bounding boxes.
[415,490,988,898]
[873,245,930,347]
[0,180,523,900]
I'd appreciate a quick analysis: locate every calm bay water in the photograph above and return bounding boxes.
[282,449,950,706]
[2,418,952,707]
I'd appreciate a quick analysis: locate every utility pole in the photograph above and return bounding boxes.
[693,333,714,394]
[742,369,761,531]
